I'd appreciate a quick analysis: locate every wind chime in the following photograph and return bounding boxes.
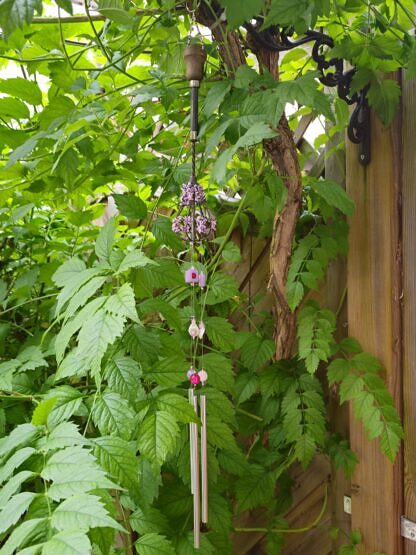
[171,38,215,549]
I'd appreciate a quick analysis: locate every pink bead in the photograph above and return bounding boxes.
[198,369,208,384]
[190,373,201,385]
[185,267,199,284]
[198,273,206,288]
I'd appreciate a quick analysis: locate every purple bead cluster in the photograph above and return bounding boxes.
[172,181,216,241]
[180,180,206,206]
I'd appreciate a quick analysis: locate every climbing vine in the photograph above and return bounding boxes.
[0,0,413,553]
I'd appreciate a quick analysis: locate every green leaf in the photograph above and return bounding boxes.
[205,272,239,305]
[42,530,91,555]
[130,506,171,536]
[0,518,47,555]
[0,97,29,119]
[367,79,401,127]
[91,391,135,440]
[113,193,147,219]
[115,250,154,274]
[0,492,37,534]
[93,436,139,494]
[63,275,107,321]
[155,392,199,424]
[286,280,304,311]
[0,470,34,509]
[104,355,142,403]
[0,0,42,37]
[0,78,42,105]
[204,81,231,116]
[0,423,38,458]
[36,422,87,451]
[105,283,139,323]
[0,447,37,484]
[200,353,234,392]
[137,411,179,466]
[97,0,132,24]
[235,464,275,511]
[76,307,126,376]
[234,372,258,404]
[51,494,124,532]
[46,387,84,429]
[95,217,117,263]
[53,258,87,288]
[310,179,355,216]
[240,334,275,371]
[136,533,175,555]
[31,398,57,426]
[205,317,236,351]
[219,0,263,28]
[212,122,277,183]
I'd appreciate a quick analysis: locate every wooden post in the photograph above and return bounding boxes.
[402,75,416,555]
[346,76,403,553]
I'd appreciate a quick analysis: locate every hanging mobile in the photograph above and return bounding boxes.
[171,33,213,549]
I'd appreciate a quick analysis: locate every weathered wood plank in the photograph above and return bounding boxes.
[402,75,416,555]
[346,77,403,553]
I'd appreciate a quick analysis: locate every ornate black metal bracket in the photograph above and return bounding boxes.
[243,23,371,165]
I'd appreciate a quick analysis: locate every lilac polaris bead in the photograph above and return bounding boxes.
[198,369,208,384]
[198,273,206,288]
[185,266,199,284]
[187,367,196,379]
[190,373,201,386]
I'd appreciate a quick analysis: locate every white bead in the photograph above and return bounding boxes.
[188,318,199,339]
[198,369,208,384]
[198,321,205,339]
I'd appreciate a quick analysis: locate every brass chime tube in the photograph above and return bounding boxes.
[200,394,208,524]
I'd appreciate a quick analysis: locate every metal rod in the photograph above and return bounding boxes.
[189,388,195,495]
[190,82,199,141]
[192,394,200,549]
[200,394,208,524]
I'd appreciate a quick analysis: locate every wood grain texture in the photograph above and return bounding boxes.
[402,75,416,555]
[346,76,403,553]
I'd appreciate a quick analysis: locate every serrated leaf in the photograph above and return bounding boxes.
[104,355,142,403]
[63,275,107,321]
[55,297,105,363]
[155,392,199,424]
[0,492,36,534]
[92,436,139,494]
[91,391,135,440]
[204,81,231,116]
[0,470,34,509]
[95,217,116,263]
[42,530,91,555]
[310,179,355,216]
[105,283,139,323]
[137,411,179,465]
[0,78,42,105]
[294,434,317,467]
[0,423,38,459]
[113,193,147,219]
[51,494,124,532]
[136,533,175,555]
[200,353,234,392]
[205,317,236,352]
[367,78,401,127]
[234,372,258,404]
[130,506,171,536]
[46,387,84,429]
[240,334,274,371]
[0,447,36,484]
[339,374,364,403]
[0,518,47,555]
[36,422,87,452]
[286,280,304,311]
[53,258,86,287]
[31,398,57,426]
[116,250,154,274]
[236,464,275,511]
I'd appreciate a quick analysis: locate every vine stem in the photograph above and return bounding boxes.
[234,482,329,534]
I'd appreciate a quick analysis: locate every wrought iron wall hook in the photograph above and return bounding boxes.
[243,21,371,165]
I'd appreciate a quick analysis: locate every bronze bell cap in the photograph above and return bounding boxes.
[184,43,206,81]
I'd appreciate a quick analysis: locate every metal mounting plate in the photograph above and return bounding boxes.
[401,516,416,541]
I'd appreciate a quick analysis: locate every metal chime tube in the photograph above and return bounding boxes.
[189,388,195,495]
[192,394,200,548]
[190,80,199,141]
[200,394,208,524]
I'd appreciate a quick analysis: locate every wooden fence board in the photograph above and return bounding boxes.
[402,75,416,555]
[346,80,403,553]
